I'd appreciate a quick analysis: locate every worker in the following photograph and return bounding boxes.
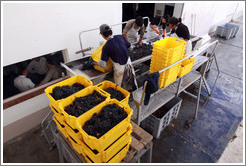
[27,57,48,75]
[94,24,137,90]
[148,14,170,38]
[14,64,35,92]
[123,16,145,47]
[168,17,192,55]
[27,57,48,84]
[38,59,63,86]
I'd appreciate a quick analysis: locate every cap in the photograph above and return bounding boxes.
[99,24,111,34]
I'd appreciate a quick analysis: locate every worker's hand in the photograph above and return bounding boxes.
[162,34,165,38]
[153,28,160,34]
[138,41,142,47]
[93,62,98,66]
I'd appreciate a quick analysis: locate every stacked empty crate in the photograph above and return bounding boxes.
[215,23,239,40]
[150,37,186,88]
[45,77,132,163]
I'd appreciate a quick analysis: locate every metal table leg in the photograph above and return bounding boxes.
[176,77,182,97]
[195,77,203,119]
[146,142,153,163]
[202,76,211,95]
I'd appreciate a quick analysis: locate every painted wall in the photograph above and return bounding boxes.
[3,2,122,67]
[181,1,244,36]
[2,2,122,142]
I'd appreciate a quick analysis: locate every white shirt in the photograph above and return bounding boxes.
[27,57,48,75]
[14,75,35,92]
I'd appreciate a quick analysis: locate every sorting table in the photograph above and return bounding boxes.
[51,120,153,163]
[131,40,219,125]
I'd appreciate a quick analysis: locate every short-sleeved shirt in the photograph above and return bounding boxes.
[150,16,166,29]
[171,23,190,40]
[123,19,145,37]
[14,75,35,92]
[27,57,48,75]
[101,35,131,65]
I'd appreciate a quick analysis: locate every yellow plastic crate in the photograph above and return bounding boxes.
[50,104,61,116]
[44,75,93,114]
[64,120,83,146]
[77,99,133,152]
[153,37,186,51]
[159,75,177,88]
[178,57,196,77]
[67,134,84,155]
[150,62,181,75]
[84,138,132,163]
[151,53,183,67]
[59,86,110,130]
[158,64,181,88]
[53,114,68,138]
[96,80,130,106]
[91,41,113,73]
[82,125,132,163]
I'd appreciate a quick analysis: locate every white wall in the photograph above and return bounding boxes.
[3,2,122,66]
[3,94,49,127]
[2,2,122,140]
[181,1,244,36]
[173,3,184,18]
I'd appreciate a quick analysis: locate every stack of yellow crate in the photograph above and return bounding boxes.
[44,75,93,138]
[150,37,186,88]
[45,77,132,163]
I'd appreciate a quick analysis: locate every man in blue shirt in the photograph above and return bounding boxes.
[94,24,137,90]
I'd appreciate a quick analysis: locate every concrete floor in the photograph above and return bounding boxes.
[3,17,244,163]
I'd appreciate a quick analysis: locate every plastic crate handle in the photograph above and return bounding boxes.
[97,83,103,87]
[99,89,107,95]
[68,135,78,144]
[175,39,183,43]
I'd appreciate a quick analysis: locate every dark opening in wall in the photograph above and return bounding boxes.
[3,50,67,100]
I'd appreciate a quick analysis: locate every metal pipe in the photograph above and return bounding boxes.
[60,62,77,76]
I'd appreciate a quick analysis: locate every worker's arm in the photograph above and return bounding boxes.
[138,25,145,46]
[149,24,160,34]
[162,29,166,38]
[95,60,107,68]
[138,35,143,47]
[122,20,134,42]
[123,34,129,42]
[40,70,53,85]
[94,45,108,68]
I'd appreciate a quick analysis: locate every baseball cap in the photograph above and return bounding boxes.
[99,24,111,34]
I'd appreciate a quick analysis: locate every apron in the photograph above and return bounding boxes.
[127,23,140,43]
[111,57,138,90]
[170,33,192,55]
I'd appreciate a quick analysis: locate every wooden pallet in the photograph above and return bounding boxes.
[55,121,153,163]
[122,121,153,162]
